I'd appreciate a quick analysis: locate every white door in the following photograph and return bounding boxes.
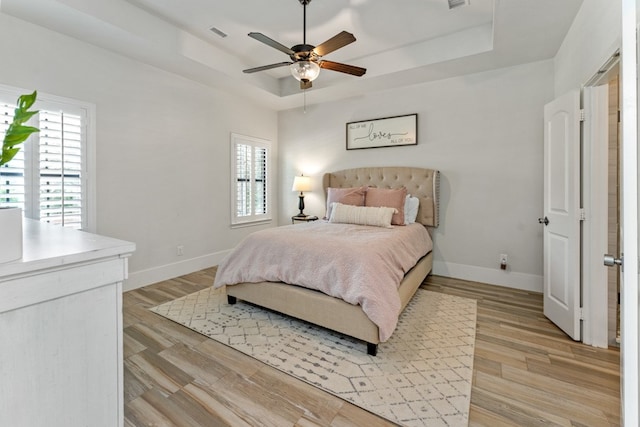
[542,90,581,340]
[619,0,639,423]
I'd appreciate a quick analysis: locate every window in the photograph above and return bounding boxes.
[231,133,271,225]
[0,86,95,231]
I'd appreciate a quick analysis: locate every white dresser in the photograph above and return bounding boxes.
[0,220,135,427]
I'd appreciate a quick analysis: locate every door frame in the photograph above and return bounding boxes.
[619,0,639,423]
[582,60,619,348]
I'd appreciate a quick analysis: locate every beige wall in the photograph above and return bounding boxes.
[0,12,279,289]
[554,0,621,96]
[278,60,554,291]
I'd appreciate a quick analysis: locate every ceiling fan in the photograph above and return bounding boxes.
[242,0,366,90]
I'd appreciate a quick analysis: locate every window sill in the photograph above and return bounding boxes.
[230,219,273,229]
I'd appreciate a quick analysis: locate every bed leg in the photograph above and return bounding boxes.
[367,343,378,356]
[227,295,237,305]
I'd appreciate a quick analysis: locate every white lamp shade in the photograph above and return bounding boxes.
[290,61,320,82]
[292,175,312,192]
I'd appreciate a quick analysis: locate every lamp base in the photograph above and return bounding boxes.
[295,193,306,218]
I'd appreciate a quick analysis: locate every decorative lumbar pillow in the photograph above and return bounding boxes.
[325,186,367,219]
[329,202,397,228]
[404,194,420,224]
[365,186,408,225]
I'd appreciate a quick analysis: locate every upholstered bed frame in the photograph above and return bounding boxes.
[226,166,440,355]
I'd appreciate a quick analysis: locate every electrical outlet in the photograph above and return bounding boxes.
[500,253,508,270]
[177,245,184,256]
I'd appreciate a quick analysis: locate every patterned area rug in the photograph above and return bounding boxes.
[150,288,477,426]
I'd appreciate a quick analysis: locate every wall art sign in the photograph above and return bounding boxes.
[346,113,417,150]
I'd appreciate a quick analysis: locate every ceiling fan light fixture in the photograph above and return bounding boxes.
[290,60,320,83]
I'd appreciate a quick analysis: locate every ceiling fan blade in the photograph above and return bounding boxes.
[319,60,366,77]
[300,80,312,90]
[313,31,356,57]
[248,32,295,55]
[243,62,292,73]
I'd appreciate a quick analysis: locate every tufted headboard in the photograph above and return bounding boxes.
[322,166,440,227]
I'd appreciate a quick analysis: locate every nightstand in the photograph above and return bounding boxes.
[291,215,319,224]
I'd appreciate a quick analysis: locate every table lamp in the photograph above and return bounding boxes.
[292,175,312,218]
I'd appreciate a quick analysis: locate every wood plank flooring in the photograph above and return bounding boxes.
[123,268,621,426]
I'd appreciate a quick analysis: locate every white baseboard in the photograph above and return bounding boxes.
[432,260,543,293]
[124,255,543,294]
[124,250,231,292]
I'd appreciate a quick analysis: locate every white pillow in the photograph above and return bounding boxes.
[404,194,420,224]
[329,202,397,228]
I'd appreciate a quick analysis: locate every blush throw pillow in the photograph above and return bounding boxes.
[365,187,408,225]
[329,203,396,228]
[325,186,367,219]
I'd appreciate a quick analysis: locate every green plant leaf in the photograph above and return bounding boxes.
[12,109,38,125]
[17,91,37,110]
[1,90,39,167]
[3,125,39,144]
[1,147,21,165]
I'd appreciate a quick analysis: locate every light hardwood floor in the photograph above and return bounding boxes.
[123,268,621,426]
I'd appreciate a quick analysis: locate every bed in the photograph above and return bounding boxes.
[215,166,440,355]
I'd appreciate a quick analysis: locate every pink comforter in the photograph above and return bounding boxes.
[213,221,432,341]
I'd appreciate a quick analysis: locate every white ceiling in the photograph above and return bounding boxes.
[1,0,583,110]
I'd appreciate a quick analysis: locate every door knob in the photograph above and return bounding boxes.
[538,216,549,226]
[604,254,623,267]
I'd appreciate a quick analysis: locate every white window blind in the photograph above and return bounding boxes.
[0,102,25,208]
[0,90,91,230]
[231,133,271,225]
[38,110,84,228]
